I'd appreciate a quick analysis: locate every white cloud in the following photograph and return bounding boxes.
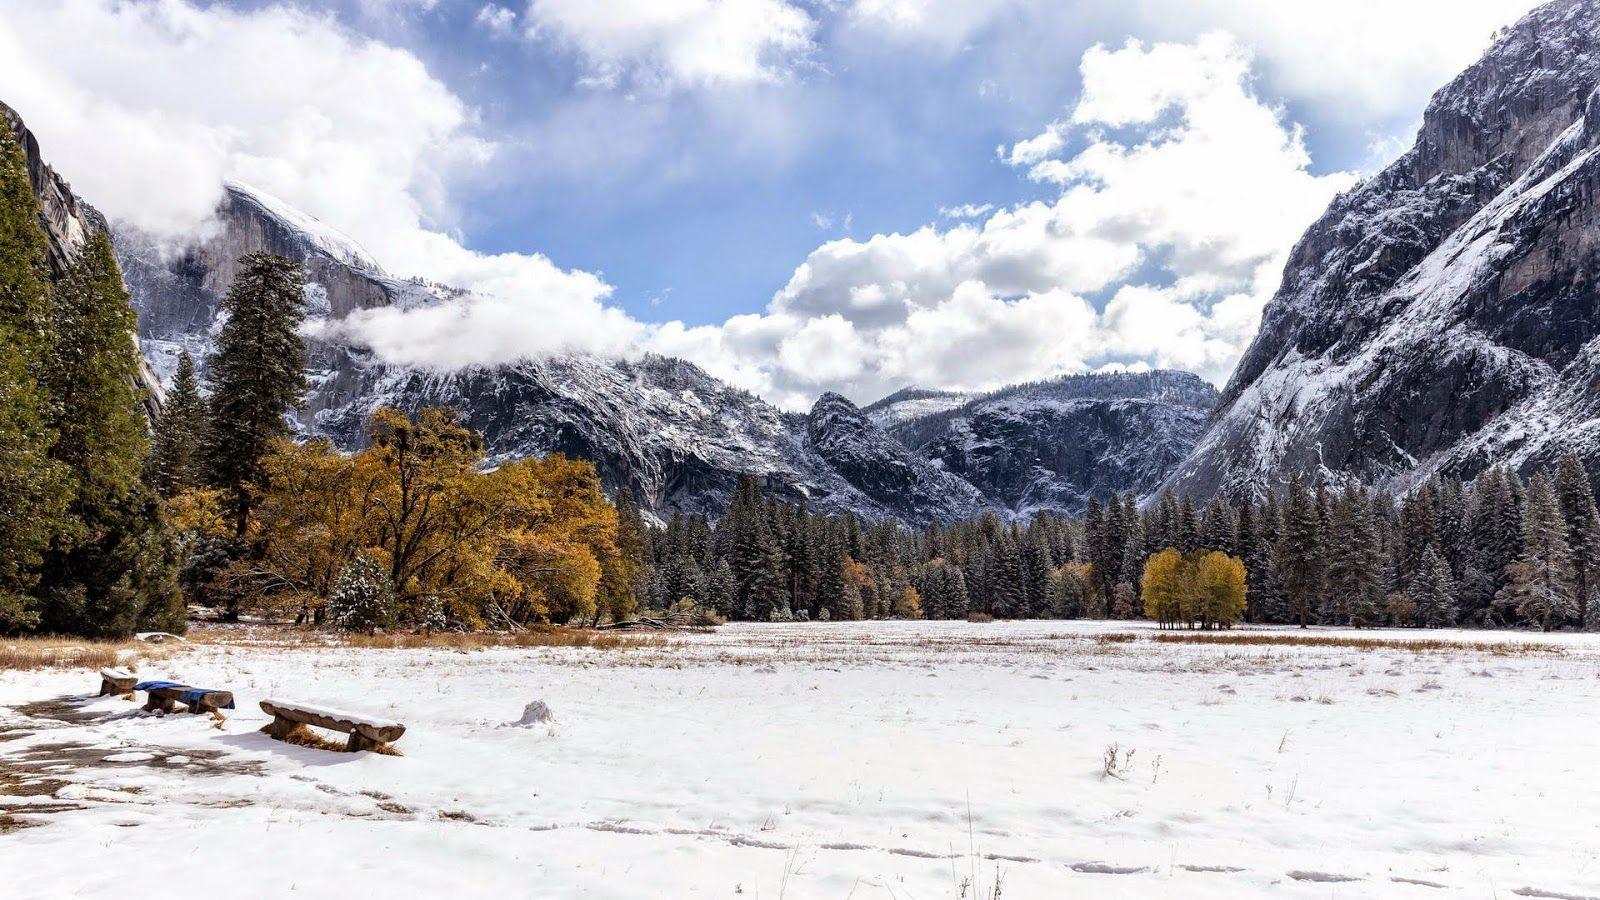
[939,202,994,220]
[474,4,517,36]
[847,0,1019,52]
[653,33,1356,408]
[0,0,638,363]
[845,0,1536,121]
[524,0,816,90]
[1127,0,1540,119]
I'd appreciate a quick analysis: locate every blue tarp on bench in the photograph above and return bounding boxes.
[135,680,236,710]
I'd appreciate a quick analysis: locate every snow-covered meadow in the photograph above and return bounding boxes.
[3,621,1599,898]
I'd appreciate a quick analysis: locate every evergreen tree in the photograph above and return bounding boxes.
[1407,546,1457,627]
[327,553,397,635]
[0,126,68,629]
[703,559,736,618]
[1554,453,1600,630]
[1324,490,1384,627]
[148,351,206,497]
[206,252,308,536]
[1175,496,1199,554]
[989,532,1025,618]
[1497,473,1577,631]
[33,232,180,637]
[1278,476,1325,627]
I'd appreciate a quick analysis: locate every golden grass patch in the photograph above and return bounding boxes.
[1148,631,1564,655]
[0,637,176,672]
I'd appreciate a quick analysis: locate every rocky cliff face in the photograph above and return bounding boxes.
[2,101,164,419]
[806,393,992,524]
[1165,0,1600,499]
[889,372,1217,517]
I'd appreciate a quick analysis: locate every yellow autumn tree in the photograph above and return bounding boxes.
[1140,548,1191,628]
[1194,551,1247,629]
[891,583,923,619]
[174,406,630,631]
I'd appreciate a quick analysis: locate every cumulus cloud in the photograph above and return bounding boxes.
[847,0,1536,120]
[650,33,1356,408]
[0,0,638,362]
[524,0,816,90]
[1127,0,1539,119]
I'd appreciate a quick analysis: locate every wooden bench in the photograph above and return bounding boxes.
[97,667,137,697]
[259,699,406,754]
[141,684,235,716]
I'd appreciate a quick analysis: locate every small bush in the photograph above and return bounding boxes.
[326,554,397,635]
[966,611,994,623]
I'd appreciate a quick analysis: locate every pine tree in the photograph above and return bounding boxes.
[32,232,181,637]
[1278,476,1325,627]
[1324,490,1384,627]
[1407,546,1457,628]
[989,532,1025,618]
[148,351,205,497]
[206,252,308,536]
[327,553,397,635]
[1199,498,1236,554]
[1554,453,1600,630]
[1175,496,1199,554]
[1021,527,1055,617]
[0,126,69,630]
[1497,473,1577,631]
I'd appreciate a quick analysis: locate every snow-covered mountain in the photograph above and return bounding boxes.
[885,372,1218,517]
[97,171,1222,524]
[862,388,973,429]
[1165,0,1600,500]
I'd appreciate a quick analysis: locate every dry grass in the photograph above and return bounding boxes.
[345,626,668,652]
[255,721,407,755]
[0,637,175,672]
[1149,631,1565,655]
[189,623,669,652]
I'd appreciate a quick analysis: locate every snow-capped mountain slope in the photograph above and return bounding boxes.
[806,393,992,523]
[1165,0,1600,499]
[862,388,973,429]
[889,372,1218,516]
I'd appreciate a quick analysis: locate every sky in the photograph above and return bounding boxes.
[0,0,1543,409]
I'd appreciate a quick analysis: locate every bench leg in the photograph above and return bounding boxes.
[143,695,176,714]
[347,732,378,752]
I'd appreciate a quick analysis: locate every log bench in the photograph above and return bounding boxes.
[97,667,137,697]
[259,699,406,754]
[134,681,235,716]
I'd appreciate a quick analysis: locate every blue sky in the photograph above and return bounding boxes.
[0,0,1542,407]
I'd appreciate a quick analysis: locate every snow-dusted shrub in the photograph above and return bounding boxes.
[327,554,397,635]
[769,605,794,622]
[402,594,447,633]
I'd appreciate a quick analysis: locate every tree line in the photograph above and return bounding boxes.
[638,459,1600,633]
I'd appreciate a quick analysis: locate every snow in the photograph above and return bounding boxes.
[260,698,402,730]
[224,180,384,274]
[5,621,1600,898]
